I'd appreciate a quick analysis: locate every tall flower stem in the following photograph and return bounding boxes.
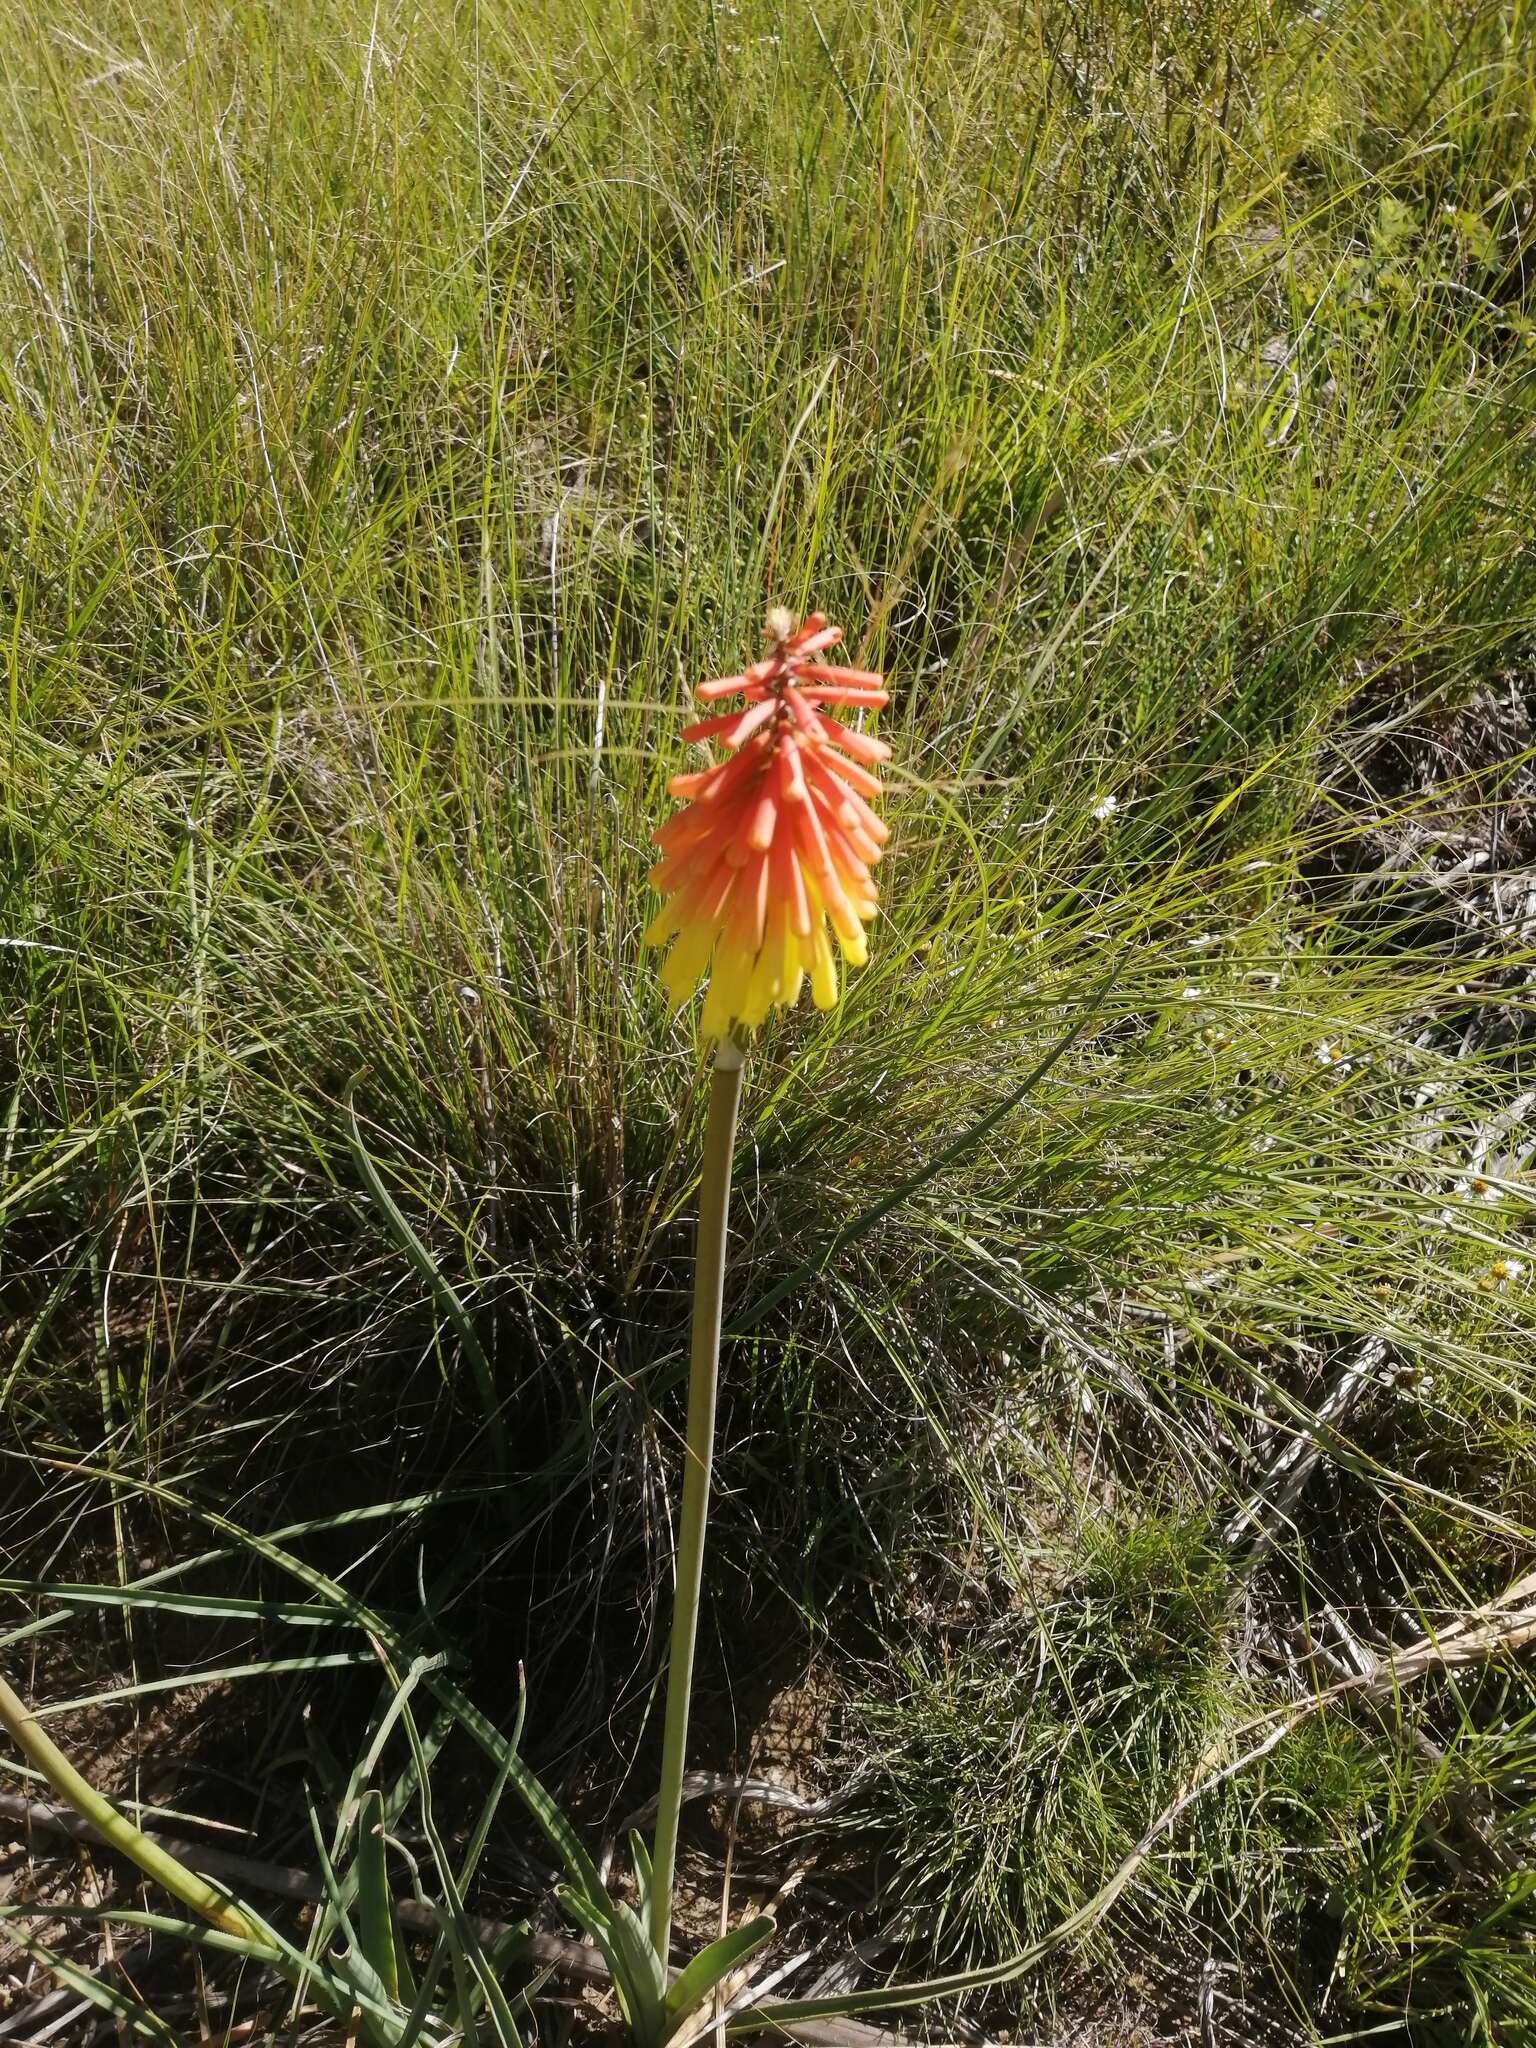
[649,1034,745,1961]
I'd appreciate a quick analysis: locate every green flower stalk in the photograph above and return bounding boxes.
[648,1034,745,1960]
[644,608,891,1958]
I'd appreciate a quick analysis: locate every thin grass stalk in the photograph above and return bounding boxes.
[649,1036,746,1962]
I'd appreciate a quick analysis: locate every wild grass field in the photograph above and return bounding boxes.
[2,0,1535,2040]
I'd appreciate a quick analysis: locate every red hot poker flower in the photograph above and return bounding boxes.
[645,608,891,1038]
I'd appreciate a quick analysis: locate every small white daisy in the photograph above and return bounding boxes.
[1090,793,1118,822]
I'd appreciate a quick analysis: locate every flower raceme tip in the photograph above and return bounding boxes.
[645,609,891,1038]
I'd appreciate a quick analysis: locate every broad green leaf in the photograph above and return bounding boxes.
[612,1897,669,2018]
[311,1668,448,1969]
[28,1651,374,1717]
[335,1938,407,2048]
[355,1788,401,2005]
[664,1914,775,2033]
[0,1580,350,1627]
[0,1492,476,1653]
[560,1887,668,2048]
[629,1828,654,1927]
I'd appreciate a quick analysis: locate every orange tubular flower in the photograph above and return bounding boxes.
[646,607,891,1039]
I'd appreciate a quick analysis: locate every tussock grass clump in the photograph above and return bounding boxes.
[2,0,1535,2037]
[846,1515,1238,1959]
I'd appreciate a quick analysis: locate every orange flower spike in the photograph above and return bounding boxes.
[646,606,892,1032]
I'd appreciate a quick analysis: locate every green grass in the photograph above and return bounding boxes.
[2,0,1535,2038]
